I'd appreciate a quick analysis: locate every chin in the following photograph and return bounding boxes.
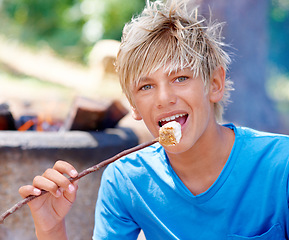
[162,143,189,154]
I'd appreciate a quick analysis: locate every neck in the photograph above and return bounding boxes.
[166,123,235,195]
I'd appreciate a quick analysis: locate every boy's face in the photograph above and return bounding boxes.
[130,66,224,153]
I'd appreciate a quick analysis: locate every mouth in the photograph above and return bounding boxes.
[158,113,188,127]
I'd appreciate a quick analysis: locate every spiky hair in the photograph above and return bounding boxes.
[116,0,233,122]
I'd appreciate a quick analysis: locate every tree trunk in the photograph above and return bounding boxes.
[198,0,285,133]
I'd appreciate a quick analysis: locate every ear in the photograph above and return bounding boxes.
[209,66,226,103]
[131,106,143,120]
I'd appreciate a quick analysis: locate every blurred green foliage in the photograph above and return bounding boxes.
[0,0,145,62]
[269,0,289,73]
[0,0,288,74]
[101,0,145,40]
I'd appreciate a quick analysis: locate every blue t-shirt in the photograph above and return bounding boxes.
[93,124,289,239]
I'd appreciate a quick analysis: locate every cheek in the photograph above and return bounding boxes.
[133,102,153,126]
[185,92,211,121]
[184,90,208,107]
[134,93,156,114]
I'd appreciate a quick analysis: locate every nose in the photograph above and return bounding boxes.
[156,84,177,109]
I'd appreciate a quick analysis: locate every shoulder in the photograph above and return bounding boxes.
[230,124,289,170]
[223,123,289,144]
[235,125,289,147]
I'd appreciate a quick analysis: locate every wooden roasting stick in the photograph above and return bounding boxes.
[0,120,182,224]
[0,138,159,224]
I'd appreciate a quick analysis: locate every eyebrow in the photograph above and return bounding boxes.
[138,76,151,82]
[137,76,155,86]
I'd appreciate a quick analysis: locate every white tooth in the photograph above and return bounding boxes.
[160,113,186,123]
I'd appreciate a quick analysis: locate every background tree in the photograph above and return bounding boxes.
[199,0,287,133]
[0,0,145,62]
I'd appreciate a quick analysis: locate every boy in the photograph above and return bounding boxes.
[19,0,289,239]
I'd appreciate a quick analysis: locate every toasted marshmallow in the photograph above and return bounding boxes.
[159,121,182,146]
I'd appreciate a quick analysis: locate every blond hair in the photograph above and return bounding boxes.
[116,0,233,122]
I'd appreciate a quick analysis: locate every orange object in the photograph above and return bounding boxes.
[18,119,36,131]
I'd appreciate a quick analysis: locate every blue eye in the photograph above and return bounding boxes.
[175,76,188,83]
[140,84,152,91]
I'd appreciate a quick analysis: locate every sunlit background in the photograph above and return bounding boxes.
[0,0,288,132]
